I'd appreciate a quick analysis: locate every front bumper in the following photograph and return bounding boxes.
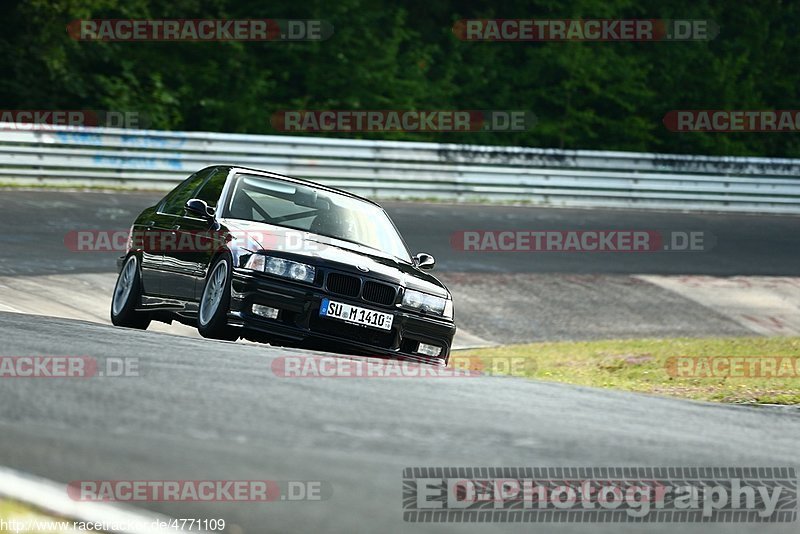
[229,269,456,364]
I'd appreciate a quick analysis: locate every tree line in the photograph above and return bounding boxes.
[2,0,798,156]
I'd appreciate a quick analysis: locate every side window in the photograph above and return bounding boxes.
[160,168,213,215]
[194,168,229,208]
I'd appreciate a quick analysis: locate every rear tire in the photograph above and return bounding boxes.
[111,255,151,329]
[198,256,239,341]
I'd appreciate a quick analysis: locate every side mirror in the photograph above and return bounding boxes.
[414,252,435,270]
[185,198,215,218]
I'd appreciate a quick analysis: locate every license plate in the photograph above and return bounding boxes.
[319,298,393,331]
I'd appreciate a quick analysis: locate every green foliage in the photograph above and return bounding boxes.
[1,0,798,155]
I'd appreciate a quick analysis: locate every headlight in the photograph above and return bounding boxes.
[404,290,424,308]
[245,255,315,284]
[288,263,310,281]
[402,289,450,317]
[265,257,287,275]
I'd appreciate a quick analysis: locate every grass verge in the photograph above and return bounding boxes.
[452,337,800,404]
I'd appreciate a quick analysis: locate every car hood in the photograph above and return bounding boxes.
[222,219,449,298]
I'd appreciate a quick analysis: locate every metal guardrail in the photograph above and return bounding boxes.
[1,123,799,214]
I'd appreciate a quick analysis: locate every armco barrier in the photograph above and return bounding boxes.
[1,123,799,214]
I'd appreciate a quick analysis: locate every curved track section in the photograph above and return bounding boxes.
[0,312,799,533]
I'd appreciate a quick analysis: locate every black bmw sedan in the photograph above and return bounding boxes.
[111,165,456,365]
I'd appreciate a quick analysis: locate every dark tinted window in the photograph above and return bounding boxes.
[226,173,410,261]
[194,168,230,208]
[160,168,213,215]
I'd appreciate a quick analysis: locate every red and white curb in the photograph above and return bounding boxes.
[637,275,800,336]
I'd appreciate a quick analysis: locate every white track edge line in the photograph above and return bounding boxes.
[0,466,207,534]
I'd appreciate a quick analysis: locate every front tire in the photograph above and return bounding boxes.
[197,256,239,341]
[111,255,151,329]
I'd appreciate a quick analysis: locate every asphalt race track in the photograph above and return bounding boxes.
[3,190,800,342]
[3,191,800,277]
[1,190,800,533]
[1,312,799,534]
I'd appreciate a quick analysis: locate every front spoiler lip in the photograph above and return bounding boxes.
[229,269,456,362]
[227,311,447,365]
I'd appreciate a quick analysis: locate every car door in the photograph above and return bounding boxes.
[160,167,231,301]
[138,210,175,296]
[161,213,212,300]
[150,168,214,298]
[132,205,162,296]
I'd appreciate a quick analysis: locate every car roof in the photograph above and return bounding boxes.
[210,165,382,208]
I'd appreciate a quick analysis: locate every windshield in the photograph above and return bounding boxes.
[224,173,411,262]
